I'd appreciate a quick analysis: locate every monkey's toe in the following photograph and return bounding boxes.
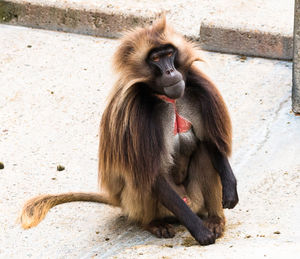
[145,220,176,238]
[203,216,225,238]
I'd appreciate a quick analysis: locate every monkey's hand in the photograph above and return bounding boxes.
[154,175,216,245]
[191,223,216,246]
[222,176,239,209]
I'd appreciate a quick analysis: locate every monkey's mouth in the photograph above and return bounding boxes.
[163,80,185,99]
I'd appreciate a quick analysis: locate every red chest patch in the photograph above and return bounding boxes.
[156,95,192,135]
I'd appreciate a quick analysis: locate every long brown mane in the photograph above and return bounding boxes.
[99,83,165,188]
[98,17,203,189]
[186,66,232,156]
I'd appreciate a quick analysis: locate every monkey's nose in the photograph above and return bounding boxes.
[161,69,183,87]
[166,68,174,75]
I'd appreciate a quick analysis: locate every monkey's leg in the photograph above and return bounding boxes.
[205,142,239,209]
[187,144,226,238]
[153,175,215,245]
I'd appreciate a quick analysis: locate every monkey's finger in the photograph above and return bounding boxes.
[153,227,163,238]
[166,224,176,238]
[161,226,169,238]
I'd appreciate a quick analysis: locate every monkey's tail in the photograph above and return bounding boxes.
[19,192,113,229]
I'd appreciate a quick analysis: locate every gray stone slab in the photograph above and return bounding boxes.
[293,0,300,113]
[0,0,160,38]
[200,21,293,60]
[0,0,295,60]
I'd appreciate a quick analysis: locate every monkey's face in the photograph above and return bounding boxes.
[147,45,185,99]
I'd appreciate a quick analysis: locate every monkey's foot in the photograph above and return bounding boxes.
[145,220,175,238]
[203,216,225,238]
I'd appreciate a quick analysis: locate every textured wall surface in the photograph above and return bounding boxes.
[0,0,295,59]
[293,0,300,113]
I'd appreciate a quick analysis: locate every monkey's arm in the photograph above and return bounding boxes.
[154,174,215,245]
[205,142,238,209]
[186,66,238,209]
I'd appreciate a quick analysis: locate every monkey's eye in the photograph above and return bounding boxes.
[167,51,173,57]
[152,56,160,62]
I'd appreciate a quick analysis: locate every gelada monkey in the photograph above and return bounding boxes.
[20,17,238,245]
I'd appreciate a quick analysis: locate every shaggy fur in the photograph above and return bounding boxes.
[19,17,233,241]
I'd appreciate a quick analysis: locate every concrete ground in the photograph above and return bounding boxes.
[0,24,299,258]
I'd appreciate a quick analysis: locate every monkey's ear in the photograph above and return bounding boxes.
[152,15,167,33]
[120,42,134,60]
[113,40,134,72]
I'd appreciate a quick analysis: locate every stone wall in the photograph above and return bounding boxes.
[293,0,300,113]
